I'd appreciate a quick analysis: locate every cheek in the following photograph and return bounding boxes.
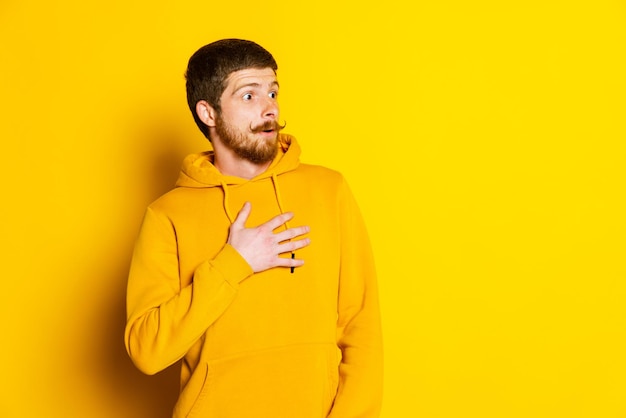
[234,109,259,128]
[221,102,260,128]
[220,109,246,130]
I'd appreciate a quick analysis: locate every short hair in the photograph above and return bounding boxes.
[185,39,278,139]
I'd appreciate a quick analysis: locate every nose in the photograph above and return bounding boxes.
[262,96,278,120]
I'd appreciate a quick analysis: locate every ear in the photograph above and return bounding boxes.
[196,100,218,127]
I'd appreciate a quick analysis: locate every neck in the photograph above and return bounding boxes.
[212,141,272,180]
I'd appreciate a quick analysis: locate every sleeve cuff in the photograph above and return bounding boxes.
[209,243,254,286]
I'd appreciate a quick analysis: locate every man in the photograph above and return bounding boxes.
[125,39,383,418]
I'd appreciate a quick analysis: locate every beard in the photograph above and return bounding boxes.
[214,115,281,165]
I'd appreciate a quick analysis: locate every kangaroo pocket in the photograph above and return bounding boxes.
[182,343,339,418]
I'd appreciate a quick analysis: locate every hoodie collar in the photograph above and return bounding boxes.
[175,133,301,189]
[175,133,299,265]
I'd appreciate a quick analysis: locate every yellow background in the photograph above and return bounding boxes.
[1,1,625,417]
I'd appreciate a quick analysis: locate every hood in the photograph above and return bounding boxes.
[175,133,301,189]
[173,133,301,233]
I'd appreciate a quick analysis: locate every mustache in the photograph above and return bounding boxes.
[250,120,287,133]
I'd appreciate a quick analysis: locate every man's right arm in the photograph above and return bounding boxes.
[124,203,310,375]
[124,206,252,375]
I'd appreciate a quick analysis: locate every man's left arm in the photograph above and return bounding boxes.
[329,177,384,418]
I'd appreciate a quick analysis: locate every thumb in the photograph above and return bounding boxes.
[232,201,251,228]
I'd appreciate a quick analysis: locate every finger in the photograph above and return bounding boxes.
[278,237,311,253]
[273,256,305,268]
[274,225,310,242]
[263,211,295,231]
[232,202,251,228]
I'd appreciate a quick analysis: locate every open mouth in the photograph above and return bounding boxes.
[251,121,279,134]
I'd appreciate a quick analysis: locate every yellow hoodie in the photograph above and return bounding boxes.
[125,134,383,417]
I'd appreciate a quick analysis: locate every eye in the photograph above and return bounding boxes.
[269,91,278,99]
[243,93,253,101]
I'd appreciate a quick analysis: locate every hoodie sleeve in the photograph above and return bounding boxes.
[328,178,384,417]
[124,206,253,375]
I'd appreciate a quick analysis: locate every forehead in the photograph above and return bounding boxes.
[224,67,278,91]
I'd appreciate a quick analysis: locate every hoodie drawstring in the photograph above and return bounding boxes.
[271,173,296,273]
[271,173,290,229]
[220,180,235,224]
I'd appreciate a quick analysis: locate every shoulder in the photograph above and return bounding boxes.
[294,163,345,184]
[145,186,204,215]
[285,163,355,204]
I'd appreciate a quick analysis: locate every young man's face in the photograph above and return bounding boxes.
[214,67,281,164]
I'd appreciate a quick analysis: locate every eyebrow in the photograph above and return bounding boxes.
[231,81,280,96]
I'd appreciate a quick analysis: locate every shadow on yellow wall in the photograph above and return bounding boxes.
[86,112,193,417]
[101,109,202,417]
